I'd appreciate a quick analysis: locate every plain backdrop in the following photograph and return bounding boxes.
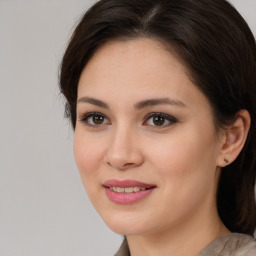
[0,1,255,256]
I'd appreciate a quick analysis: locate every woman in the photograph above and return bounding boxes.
[59,0,256,255]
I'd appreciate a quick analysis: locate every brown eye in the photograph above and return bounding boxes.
[79,112,110,127]
[153,116,165,126]
[143,113,177,128]
[93,115,105,124]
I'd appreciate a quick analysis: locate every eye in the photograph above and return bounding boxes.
[143,113,177,127]
[79,112,110,127]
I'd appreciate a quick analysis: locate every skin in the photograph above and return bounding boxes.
[74,38,249,256]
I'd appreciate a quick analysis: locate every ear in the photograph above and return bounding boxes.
[217,110,251,167]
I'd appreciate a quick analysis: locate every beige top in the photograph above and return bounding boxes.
[114,233,256,256]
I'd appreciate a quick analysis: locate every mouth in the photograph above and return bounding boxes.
[103,179,156,204]
[108,186,147,193]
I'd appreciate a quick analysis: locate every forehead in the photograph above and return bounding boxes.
[81,38,187,80]
[77,38,209,109]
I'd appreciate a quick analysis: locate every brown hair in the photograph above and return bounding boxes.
[60,0,256,235]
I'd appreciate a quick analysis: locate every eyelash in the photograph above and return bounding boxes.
[143,112,177,127]
[79,112,110,127]
[79,112,177,128]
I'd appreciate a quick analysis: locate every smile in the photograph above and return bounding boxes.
[103,179,156,204]
[109,186,146,193]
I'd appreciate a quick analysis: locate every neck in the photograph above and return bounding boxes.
[126,206,229,256]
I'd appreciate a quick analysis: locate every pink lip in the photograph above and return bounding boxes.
[103,179,156,205]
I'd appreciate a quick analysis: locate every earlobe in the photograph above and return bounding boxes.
[217,110,251,167]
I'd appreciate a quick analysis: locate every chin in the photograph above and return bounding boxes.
[107,223,148,236]
[100,211,151,235]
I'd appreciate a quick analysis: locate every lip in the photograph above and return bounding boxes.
[103,179,156,205]
[104,179,155,188]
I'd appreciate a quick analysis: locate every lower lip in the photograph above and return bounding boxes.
[104,187,155,204]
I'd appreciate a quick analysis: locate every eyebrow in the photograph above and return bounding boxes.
[77,97,187,109]
[134,98,187,109]
[77,97,109,109]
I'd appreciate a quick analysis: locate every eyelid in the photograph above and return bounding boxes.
[78,111,177,128]
[143,112,177,127]
[78,112,111,127]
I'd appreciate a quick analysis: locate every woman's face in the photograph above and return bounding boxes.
[74,38,223,236]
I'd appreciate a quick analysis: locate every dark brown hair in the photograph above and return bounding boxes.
[60,0,256,235]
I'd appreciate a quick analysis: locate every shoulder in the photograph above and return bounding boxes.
[198,233,256,256]
[114,238,130,256]
[115,233,256,256]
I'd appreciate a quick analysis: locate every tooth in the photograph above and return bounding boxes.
[117,187,125,193]
[124,187,134,193]
[110,186,148,193]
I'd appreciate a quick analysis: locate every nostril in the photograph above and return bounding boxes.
[123,163,134,167]
[104,148,144,169]
[107,161,134,167]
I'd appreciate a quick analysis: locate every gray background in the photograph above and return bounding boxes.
[0,1,255,255]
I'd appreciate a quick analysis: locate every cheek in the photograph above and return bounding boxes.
[73,130,105,190]
[143,130,218,225]
[149,133,211,169]
[146,125,218,194]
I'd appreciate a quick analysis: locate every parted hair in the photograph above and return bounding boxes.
[60,0,256,235]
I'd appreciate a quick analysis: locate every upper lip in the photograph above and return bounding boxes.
[103,179,156,188]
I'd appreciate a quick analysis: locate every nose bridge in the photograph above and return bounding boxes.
[105,122,143,169]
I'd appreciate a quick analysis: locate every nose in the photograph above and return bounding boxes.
[104,126,144,170]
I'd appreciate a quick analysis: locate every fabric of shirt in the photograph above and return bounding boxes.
[114,233,256,256]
